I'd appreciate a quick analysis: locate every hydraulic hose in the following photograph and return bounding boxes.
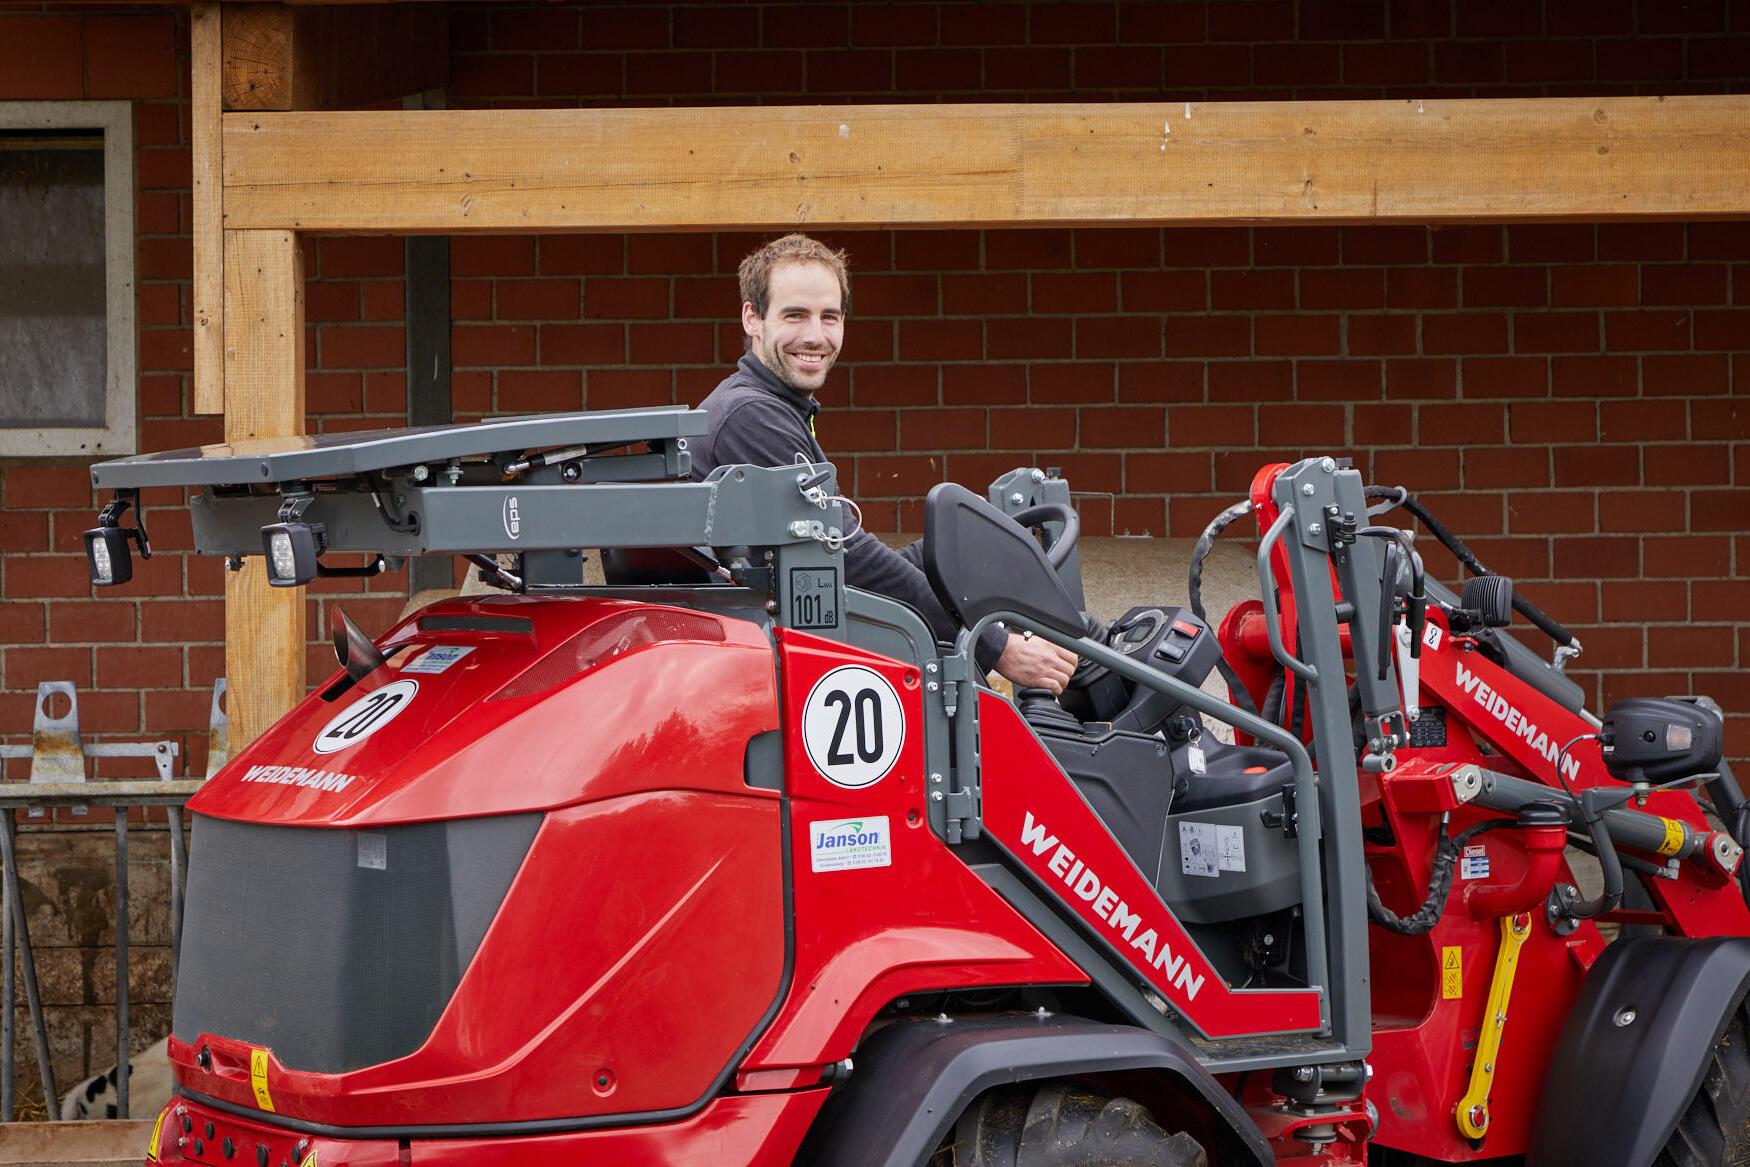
[1187,499,1262,719]
[1365,818,1513,935]
[1364,486,1577,649]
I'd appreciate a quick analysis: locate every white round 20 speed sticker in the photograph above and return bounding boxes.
[314,678,418,755]
[802,665,904,789]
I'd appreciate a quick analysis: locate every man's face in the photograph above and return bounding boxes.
[742,260,844,395]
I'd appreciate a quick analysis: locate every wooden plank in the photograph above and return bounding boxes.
[222,229,306,749]
[222,2,447,112]
[222,96,1750,232]
[190,1,223,414]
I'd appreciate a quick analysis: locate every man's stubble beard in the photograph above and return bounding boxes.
[755,336,835,395]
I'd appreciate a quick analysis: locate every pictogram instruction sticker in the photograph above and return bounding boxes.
[1180,821,1218,878]
[250,1048,275,1112]
[809,816,892,873]
[1442,947,1463,999]
[802,665,904,789]
[401,645,474,674]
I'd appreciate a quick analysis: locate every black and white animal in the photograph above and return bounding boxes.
[59,1036,172,1120]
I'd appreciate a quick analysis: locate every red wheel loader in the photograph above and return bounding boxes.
[81,409,1750,1166]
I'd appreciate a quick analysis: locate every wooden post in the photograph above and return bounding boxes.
[222,229,307,748]
[190,2,223,414]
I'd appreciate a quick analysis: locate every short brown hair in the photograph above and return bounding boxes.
[738,234,851,318]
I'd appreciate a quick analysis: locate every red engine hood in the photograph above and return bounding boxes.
[193,595,778,827]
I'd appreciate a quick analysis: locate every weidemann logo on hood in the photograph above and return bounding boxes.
[240,764,362,793]
[1020,811,1206,1001]
[1454,662,1582,782]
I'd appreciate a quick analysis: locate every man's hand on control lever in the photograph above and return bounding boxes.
[995,630,1079,695]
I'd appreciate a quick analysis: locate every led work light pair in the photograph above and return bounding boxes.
[85,489,356,589]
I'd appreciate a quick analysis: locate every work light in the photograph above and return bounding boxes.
[261,522,323,587]
[82,491,150,588]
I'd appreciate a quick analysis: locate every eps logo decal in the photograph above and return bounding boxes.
[802,665,904,789]
[502,494,522,541]
[314,679,418,755]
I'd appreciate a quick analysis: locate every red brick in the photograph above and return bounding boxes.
[1262,401,1347,446]
[84,15,177,99]
[898,47,981,90]
[453,52,535,99]
[1425,314,1509,355]
[5,645,92,690]
[453,280,492,321]
[1031,363,1116,404]
[1465,447,1549,489]
[1600,400,1687,443]
[1550,264,1639,308]
[1260,314,1337,356]
[452,237,535,278]
[1550,445,1639,487]
[629,51,712,95]
[1298,360,1382,401]
[1254,229,1340,268]
[362,282,404,323]
[940,3,1027,44]
[1434,41,1504,84]
[1251,43,1342,86]
[0,510,49,553]
[1604,310,1691,352]
[985,230,1073,271]
[306,372,362,414]
[673,276,739,318]
[1694,308,1750,351]
[1074,45,1162,89]
[136,146,191,192]
[1208,360,1292,403]
[804,48,894,92]
[305,283,360,324]
[1343,42,1429,85]
[1300,269,1384,310]
[94,645,180,689]
[1431,226,1504,265]
[586,278,670,319]
[4,466,94,509]
[0,16,82,98]
[624,234,712,277]
[1163,316,1249,358]
[1420,403,1504,444]
[1642,535,1731,576]
[1643,354,1729,397]
[1387,269,1458,310]
[1508,226,1596,264]
[1031,273,1114,314]
[896,319,981,362]
[1078,317,1161,359]
[496,279,582,322]
[542,323,624,365]
[1642,265,1728,306]
[986,49,1071,91]
[1391,0,1453,36]
[453,324,537,367]
[1514,312,1600,355]
[1689,35,1750,78]
[137,191,181,235]
[943,274,1028,315]
[1464,267,1549,308]
[1118,362,1203,403]
[1162,228,1250,268]
[138,238,192,281]
[1212,270,1295,311]
[1301,2,1386,39]
[629,322,715,365]
[988,318,1071,360]
[578,5,668,49]
[541,236,624,277]
[1174,405,1256,447]
[1510,401,1597,443]
[1461,356,1549,398]
[855,274,939,316]
[852,365,937,407]
[1643,443,1731,486]
[1120,271,1206,312]
[942,364,1027,405]
[1074,229,1161,270]
[1550,354,1637,398]
[319,326,403,370]
[364,372,406,414]
[1553,536,1641,579]
[495,370,580,413]
[587,370,673,411]
[1079,406,1165,449]
[990,408,1073,450]
[1126,451,1211,494]
[1602,580,1686,622]
[318,237,403,279]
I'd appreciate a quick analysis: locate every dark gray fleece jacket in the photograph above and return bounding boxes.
[692,353,1004,670]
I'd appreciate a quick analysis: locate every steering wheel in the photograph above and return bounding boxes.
[1009,502,1079,569]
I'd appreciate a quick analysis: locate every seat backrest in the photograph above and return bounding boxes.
[921,482,1084,638]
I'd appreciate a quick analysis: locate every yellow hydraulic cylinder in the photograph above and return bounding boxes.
[1456,913,1533,1140]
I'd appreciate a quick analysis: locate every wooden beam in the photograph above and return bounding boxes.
[222,229,306,749]
[222,95,1750,233]
[190,2,223,414]
[221,2,447,112]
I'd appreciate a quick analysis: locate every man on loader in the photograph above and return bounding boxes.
[692,232,1079,693]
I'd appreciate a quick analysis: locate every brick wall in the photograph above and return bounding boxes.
[1,4,1750,1079]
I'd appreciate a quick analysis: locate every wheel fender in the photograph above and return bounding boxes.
[1529,935,1750,1167]
[793,1014,1270,1167]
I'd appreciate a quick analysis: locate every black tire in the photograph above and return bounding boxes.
[1656,1002,1750,1167]
[940,1082,1207,1167]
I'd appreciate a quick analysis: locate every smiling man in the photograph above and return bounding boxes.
[691,233,1077,693]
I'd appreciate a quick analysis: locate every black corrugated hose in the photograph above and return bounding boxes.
[1187,499,1263,719]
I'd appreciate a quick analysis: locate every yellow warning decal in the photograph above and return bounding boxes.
[1657,817,1685,857]
[250,1048,276,1112]
[300,1152,320,1167]
[1441,946,1463,999]
[146,1107,167,1160]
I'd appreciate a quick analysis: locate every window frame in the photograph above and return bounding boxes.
[0,100,136,457]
